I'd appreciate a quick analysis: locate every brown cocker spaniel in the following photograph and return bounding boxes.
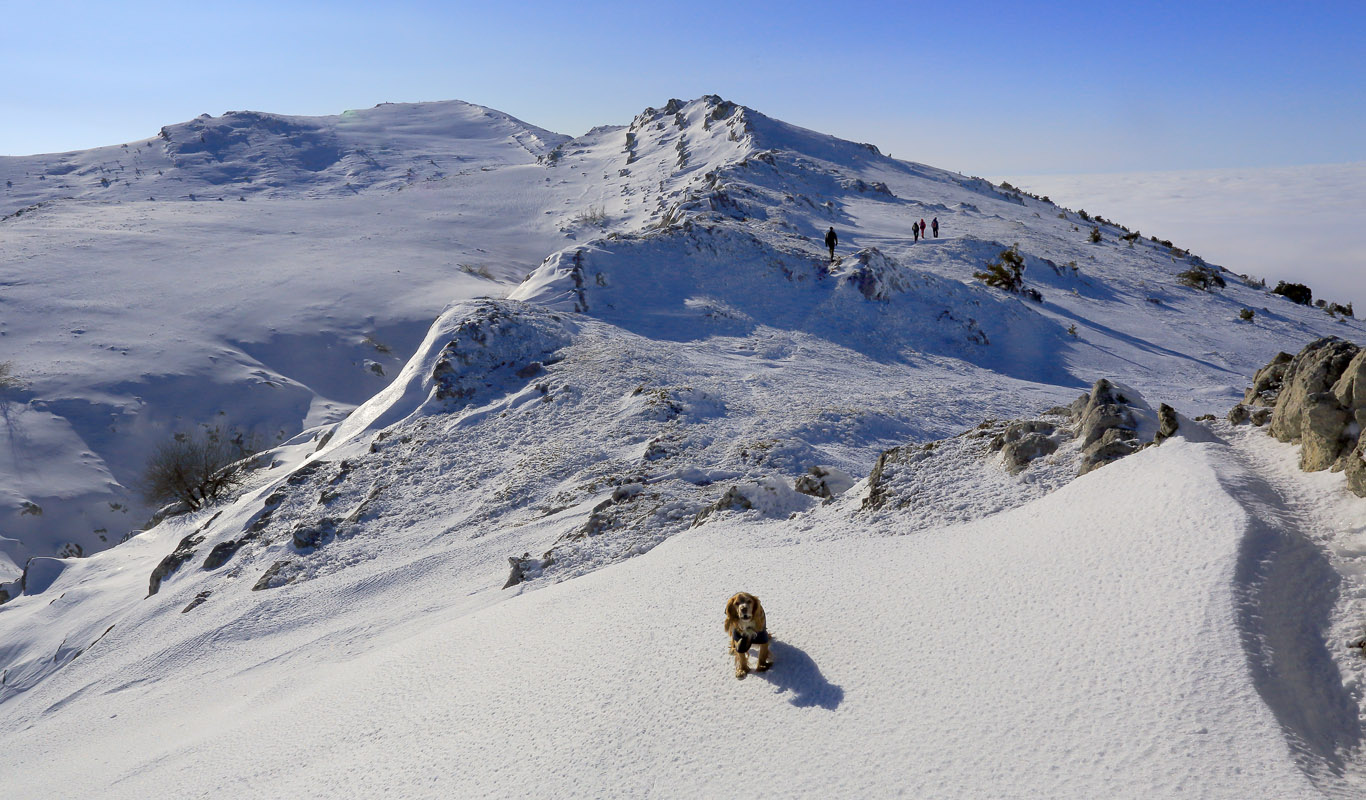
[725,592,773,679]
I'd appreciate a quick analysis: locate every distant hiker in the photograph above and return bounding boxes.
[913,223,919,243]
[825,227,838,261]
[920,219,927,238]
[932,217,939,238]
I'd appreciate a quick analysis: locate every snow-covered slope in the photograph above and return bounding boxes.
[2,95,1365,797]
[2,432,1364,798]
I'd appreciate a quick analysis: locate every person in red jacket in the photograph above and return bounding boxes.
[919,218,927,238]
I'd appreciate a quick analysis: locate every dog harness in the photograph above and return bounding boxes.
[732,628,769,654]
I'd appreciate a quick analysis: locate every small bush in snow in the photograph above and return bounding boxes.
[1177,265,1226,291]
[573,205,608,227]
[1272,281,1313,306]
[1089,226,1102,243]
[1239,308,1255,322]
[140,428,259,511]
[974,247,1025,293]
[1326,301,1354,318]
[458,263,495,280]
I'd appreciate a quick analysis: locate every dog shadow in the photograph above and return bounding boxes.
[754,640,844,710]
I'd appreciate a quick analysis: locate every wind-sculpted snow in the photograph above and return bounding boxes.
[511,227,1066,382]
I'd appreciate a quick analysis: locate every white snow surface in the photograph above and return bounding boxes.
[1,434,1364,798]
[2,95,1366,796]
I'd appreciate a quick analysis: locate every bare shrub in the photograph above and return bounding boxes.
[141,428,259,511]
[457,263,495,280]
[573,205,608,227]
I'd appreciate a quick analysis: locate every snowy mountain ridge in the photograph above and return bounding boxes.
[2,95,1365,797]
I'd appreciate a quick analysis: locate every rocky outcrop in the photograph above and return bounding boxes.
[794,466,855,499]
[691,485,754,526]
[251,560,298,591]
[148,533,205,596]
[1071,379,1143,475]
[1264,337,1361,473]
[1153,403,1180,445]
[1228,404,1272,426]
[988,420,1060,474]
[1244,351,1293,406]
[1243,337,1366,496]
[503,552,550,589]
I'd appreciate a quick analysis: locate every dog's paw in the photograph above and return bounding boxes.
[756,660,772,672]
[735,669,748,680]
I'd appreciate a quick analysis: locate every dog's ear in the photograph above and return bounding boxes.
[724,594,738,630]
[752,596,766,629]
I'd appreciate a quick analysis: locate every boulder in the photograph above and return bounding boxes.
[1073,379,1138,449]
[291,518,338,550]
[1153,403,1179,444]
[202,539,243,570]
[691,485,754,526]
[1228,404,1250,425]
[1331,349,1366,430]
[148,533,205,596]
[1243,351,1293,406]
[251,560,296,591]
[1346,437,1366,498]
[794,466,856,499]
[1268,337,1359,447]
[1001,434,1059,474]
[503,552,547,589]
[1300,393,1351,471]
[1079,428,1139,475]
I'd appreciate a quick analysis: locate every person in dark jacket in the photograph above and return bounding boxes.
[913,222,919,243]
[932,217,939,238]
[825,227,838,261]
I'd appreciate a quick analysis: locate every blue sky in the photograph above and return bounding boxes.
[3,0,1363,174]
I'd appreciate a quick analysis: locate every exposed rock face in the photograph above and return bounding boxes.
[794,466,855,499]
[1244,337,1366,497]
[1265,337,1361,473]
[1347,438,1366,497]
[251,560,296,591]
[691,485,754,526]
[1243,352,1293,406]
[201,539,243,571]
[1227,404,1271,426]
[1333,349,1366,428]
[988,421,1059,474]
[148,533,205,596]
[503,552,550,589]
[1071,379,1144,475]
[1153,403,1180,444]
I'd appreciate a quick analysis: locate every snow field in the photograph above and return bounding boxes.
[0,438,1347,798]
